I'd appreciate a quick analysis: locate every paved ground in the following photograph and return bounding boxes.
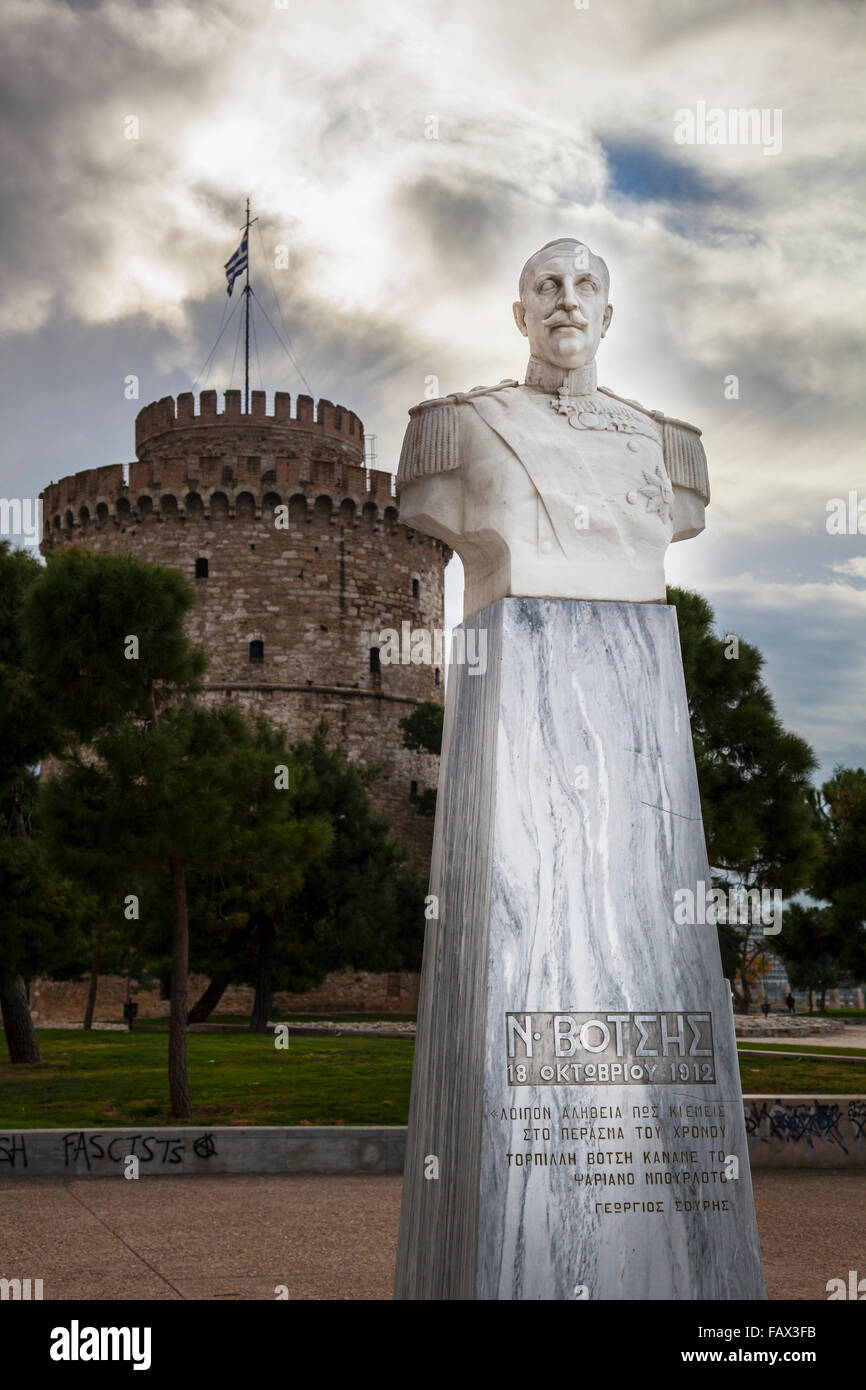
[0,1170,862,1300]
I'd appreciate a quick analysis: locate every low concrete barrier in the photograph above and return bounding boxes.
[1,1098,863,1176]
[744,1095,866,1168]
[0,1126,406,1177]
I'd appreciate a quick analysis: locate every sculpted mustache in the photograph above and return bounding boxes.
[545,315,588,327]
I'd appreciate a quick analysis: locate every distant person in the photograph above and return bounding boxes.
[786,991,795,1015]
[762,998,770,1018]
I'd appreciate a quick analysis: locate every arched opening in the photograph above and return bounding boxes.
[184,491,204,519]
[339,498,356,525]
[195,557,209,579]
[314,495,332,524]
[384,505,399,534]
[209,491,229,520]
[289,494,308,524]
[96,502,109,528]
[236,491,255,519]
[160,493,179,519]
[369,646,381,675]
[412,576,420,601]
[136,495,154,519]
[362,501,377,529]
[261,491,281,521]
[78,505,90,526]
[249,639,264,664]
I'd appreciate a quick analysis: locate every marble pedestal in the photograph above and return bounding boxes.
[394,598,765,1301]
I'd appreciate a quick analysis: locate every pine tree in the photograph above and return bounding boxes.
[0,543,68,1062]
[188,724,427,1024]
[25,550,211,1112]
[811,767,866,981]
[668,587,821,1009]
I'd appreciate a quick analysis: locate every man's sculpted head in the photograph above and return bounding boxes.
[513,238,612,371]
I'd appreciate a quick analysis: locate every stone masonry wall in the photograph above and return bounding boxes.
[40,389,449,856]
[29,970,420,1022]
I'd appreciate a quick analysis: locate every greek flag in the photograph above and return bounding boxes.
[224,234,248,296]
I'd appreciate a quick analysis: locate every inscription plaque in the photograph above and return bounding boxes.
[506,1010,716,1086]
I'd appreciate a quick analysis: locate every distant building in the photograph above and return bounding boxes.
[40,388,451,860]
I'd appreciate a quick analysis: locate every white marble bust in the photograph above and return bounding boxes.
[396,238,709,620]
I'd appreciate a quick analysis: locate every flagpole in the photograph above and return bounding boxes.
[243,197,251,413]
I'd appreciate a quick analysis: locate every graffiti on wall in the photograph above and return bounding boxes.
[0,1134,27,1168]
[744,1099,850,1152]
[0,1132,219,1170]
[847,1101,866,1141]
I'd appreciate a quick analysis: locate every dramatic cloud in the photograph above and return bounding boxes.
[1,0,863,774]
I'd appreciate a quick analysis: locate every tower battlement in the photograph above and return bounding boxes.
[41,389,406,532]
[41,457,404,532]
[135,390,364,461]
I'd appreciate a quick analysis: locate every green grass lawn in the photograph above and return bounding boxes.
[0,1030,415,1129]
[736,1051,866,1094]
[0,1031,863,1129]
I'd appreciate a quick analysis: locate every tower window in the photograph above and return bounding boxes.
[412,577,420,601]
[410,780,418,800]
[195,557,209,578]
[249,640,264,664]
[369,646,381,675]
[435,667,441,687]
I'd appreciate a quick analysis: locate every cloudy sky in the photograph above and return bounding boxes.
[2,0,864,777]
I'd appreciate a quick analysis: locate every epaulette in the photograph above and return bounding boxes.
[598,385,709,504]
[444,379,519,405]
[397,381,518,485]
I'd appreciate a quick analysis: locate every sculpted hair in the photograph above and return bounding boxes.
[518,239,610,302]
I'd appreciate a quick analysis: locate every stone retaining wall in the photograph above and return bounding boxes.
[734,1016,842,1037]
[2,1098,864,1176]
[29,969,421,1024]
[0,1127,406,1177]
